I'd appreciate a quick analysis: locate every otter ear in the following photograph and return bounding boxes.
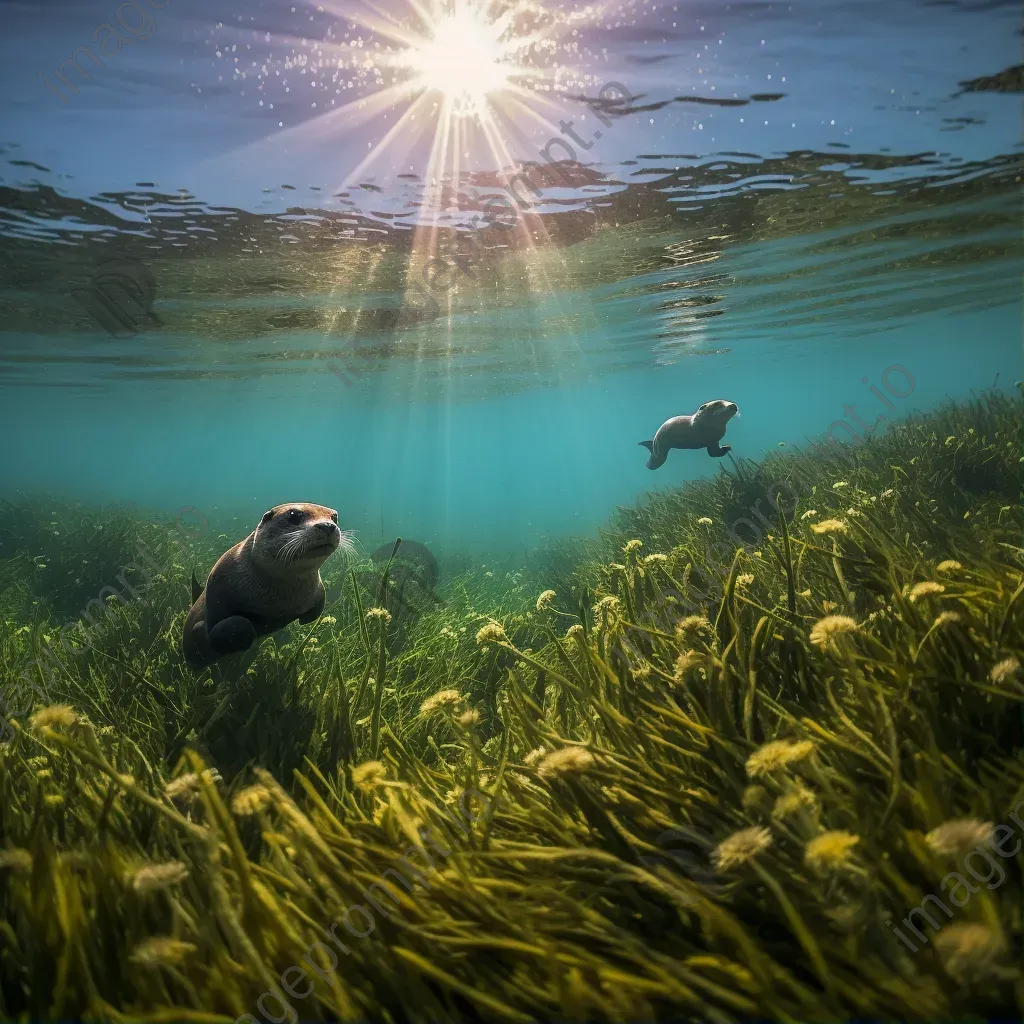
[261,510,274,523]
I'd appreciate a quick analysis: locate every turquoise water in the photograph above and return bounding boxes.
[0,0,1020,560]
[3,247,1018,557]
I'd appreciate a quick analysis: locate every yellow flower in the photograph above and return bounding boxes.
[696,517,713,526]
[643,553,668,564]
[523,746,547,765]
[366,607,392,624]
[712,827,772,871]
[593,595,621,615]
[536,746,595,779]
[811,519,848,535]
[457,709,480,729]
[936,560,962,573]
[736,573,755,587]
[832,481,849,489]
[623,539,643,554]
[565,624,584,641]
[934,923,1006,984]
[673,650,699,683]
[231,784,272,816]
[29,705,78,731]
[0,848,31,872]
[351,760,388,792]
[925,818,994,857]
[164,769,221,804]
[419,689,464,718]
[880,488,895,498]
[809,615,858,648]
[535,590,556,612]
[933,611,961,628]
[772,783,818,821]
[908,581,944,602]
[990,657,1019,684]
[675,615,712,642]
[130,937,197,968]
[741,785,771,817]
[800,509,818,520]
[131,861,189,894]
[804,831,860,872]
[745,740,814,778]
[475,621,508,645]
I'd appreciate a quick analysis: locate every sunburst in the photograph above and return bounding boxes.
[322,0,580,194]
[400,3,518,117]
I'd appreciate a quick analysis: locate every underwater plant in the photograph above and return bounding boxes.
[0,390,1021,1022]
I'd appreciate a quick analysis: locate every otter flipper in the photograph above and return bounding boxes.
[707,443,732,458]
[639,440,667,471]
[207,615,258,656]
[191,571,204,604]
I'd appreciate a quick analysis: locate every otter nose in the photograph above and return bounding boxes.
[727,403,738,411]
[315,521,338,535]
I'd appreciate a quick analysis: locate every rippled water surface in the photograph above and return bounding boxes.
[0,0,1020,552]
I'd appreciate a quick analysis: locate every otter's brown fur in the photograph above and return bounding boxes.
[182,502,350,670]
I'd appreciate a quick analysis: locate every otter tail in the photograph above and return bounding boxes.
[639,440,666,470]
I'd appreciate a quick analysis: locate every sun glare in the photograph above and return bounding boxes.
[405,7,513,115]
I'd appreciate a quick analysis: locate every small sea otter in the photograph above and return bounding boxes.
[182,502,354,670]
[639,399,739,470]
[368,538,442,619]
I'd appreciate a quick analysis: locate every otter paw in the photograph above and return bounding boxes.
[208,615,258,655]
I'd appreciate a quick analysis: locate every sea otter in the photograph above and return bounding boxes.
[639,400,739,470]
[368,538,442,620]
[182,503,353,670]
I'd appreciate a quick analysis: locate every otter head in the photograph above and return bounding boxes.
[251,503,354,578]
[693,399,738,431]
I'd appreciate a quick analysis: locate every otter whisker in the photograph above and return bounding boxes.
[279,533,306,565]
[337,530,358,557]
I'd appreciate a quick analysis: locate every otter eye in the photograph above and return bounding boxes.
[286,509,305,524]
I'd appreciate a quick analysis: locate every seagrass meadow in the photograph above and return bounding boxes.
[1,391,1022,1024]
